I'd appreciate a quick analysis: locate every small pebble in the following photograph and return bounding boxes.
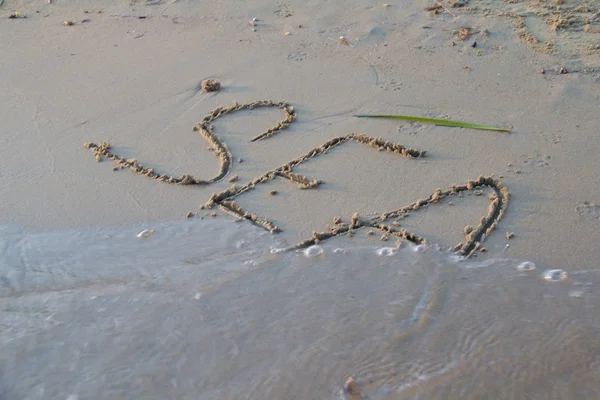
[201,79,221,93]
[343,377,358,395]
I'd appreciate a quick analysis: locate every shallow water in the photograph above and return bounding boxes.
[1,218,599,399]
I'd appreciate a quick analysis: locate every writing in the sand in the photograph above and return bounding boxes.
[84,100,508,256]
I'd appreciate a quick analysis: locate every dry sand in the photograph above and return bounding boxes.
[1,0,600,269]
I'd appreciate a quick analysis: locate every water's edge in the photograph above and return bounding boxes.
[1,218,598,399]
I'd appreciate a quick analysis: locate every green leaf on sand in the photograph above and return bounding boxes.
[354,114,510,133]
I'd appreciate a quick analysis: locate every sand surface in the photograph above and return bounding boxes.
[2,0,600,268]
[2,1,600,398]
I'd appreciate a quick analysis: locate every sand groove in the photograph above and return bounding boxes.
[84,100,509,256]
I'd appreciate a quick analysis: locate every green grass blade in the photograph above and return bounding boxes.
[354,114,510,132]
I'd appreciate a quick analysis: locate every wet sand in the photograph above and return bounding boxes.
[0,218,600,400]
[2,219,600,399]
[1,0,600,397]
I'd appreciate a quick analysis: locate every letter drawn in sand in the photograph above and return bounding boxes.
[84,100,509,257]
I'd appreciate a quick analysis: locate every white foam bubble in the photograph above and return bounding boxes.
[517,261,536,272]
[333,248,345,254]
[376,247,397,257]
[543,269,568,282]
[448,255,465,264]
[303,245,324,258]
[270,247,285,254]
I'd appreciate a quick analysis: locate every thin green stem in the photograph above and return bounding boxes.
[354,114,510,132]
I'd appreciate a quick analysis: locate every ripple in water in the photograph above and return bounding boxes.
[376,247,397,257]
[136,229,154,238]
[543,269,568,282]
[303,245,324,258]
[517,261,537,272]
[569,290,584,298]
[412,244,427,253]
[448,255,465,264]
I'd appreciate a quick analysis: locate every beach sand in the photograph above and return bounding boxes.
[1,0,600,398]
[2,0,599,268]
